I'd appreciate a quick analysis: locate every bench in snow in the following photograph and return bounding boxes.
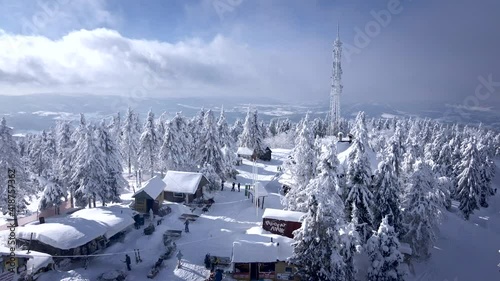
[178,214,199,221]
[211,256,231,266]
[164,230,182,238]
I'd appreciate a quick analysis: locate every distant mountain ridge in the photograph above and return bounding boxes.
[0,94,498,133]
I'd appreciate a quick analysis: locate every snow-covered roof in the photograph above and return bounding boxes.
[262,208,305,223]
[232,235,294,263]
[248,182,268,197]
[0,246,53,274]
[237,147,254,156]
[17,206,134,250]
[132,175,166,199]
[163,171,205,194]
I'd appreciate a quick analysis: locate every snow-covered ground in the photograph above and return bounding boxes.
[9,148,500,281]
[409,159,500,281]
[36,149,291,281]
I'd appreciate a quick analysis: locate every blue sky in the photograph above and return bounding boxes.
[0,0,499,110]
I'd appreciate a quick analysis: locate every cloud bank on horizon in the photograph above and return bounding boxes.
[0,0,499,108]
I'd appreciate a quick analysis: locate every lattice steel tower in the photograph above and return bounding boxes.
[329,23,343,136]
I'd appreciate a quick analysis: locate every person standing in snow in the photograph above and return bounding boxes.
[184,219,190,233]
[214,269,223,281]
[237,182,241,192]
[176,250,183,268]
[125,254,131,271]
[231,182,235,192]
[221,180,224,191]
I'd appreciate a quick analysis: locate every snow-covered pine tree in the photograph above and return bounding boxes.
[199,110,226,179]
[52,120,74,206]
[230,118,243,141]
[289,194,347,281]
[95,121,126,205]
[401,160,439,259]
[366,216,407,281]
[121,107,140,174]
[217,107,236,179]
[156,112,168,158]
[238,108,263,153]
[283,114,316,211]
[71,127,107,208]
[159,113,190,172]
[345,111,374,242]
[0,118,29,221]
[109,112,122,144]
[138,110,160,177]
[292,140,342,213]
[199,163,221,192]
[455,140,482,219]
[372,159,402,235]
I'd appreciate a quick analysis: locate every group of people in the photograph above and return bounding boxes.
[220,181,241,192]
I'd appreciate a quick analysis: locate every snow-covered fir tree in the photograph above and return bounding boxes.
[121,107,140,174]
[217,107,236,179]
[199,110,227,179]
[455,140,482,219]
[372,159,402,234]
[95,121,126,205]
[284,114,316,211]
[159,113,190,172]
[138,110,160,177]
[199,163,221,192]
[230,118,243,141]
[367,216,407,281]
[0,117,29,219]
[401,160,439,259]
[71,127,107,208]
[238,108,263,153]
[345,112,374,242]
[289,194,347,281]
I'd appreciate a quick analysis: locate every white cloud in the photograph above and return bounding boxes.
[0,28,263,97]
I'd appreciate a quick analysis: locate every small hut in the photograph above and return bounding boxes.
[261,208,305,238]
[163,171,209,204]
[132,175,166,214]
[259,147,272,161]
[237,147,257,160]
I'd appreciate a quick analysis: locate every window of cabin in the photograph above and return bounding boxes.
[173,192,184,198]
[259,262,275,272]
[285,267,293,273]
[235,263,250,273]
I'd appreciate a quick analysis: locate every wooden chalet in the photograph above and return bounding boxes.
[132,175,166,214]
[231,236,300,281]
[262,208,305,238]
[16,206,134,258]
[163,171,209,204]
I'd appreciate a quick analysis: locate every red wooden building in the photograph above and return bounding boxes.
[261,208,305,238]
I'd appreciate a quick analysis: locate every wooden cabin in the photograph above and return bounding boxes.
[231,236,300,281]
[262,208,305,238]
[163,171,209,204]
[259,147,272,161]
[237,147,257,160]
[132,175,166,214]
[16,206,134,258]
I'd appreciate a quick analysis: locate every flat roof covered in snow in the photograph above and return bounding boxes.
[237,147,254,156]
[132,175,166,199]
[262,208,305,223]
[248,182,268,197]
[163,171,205,194]
[16,206,134,250]
[0,246,53,273]
[232,235,294,263]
